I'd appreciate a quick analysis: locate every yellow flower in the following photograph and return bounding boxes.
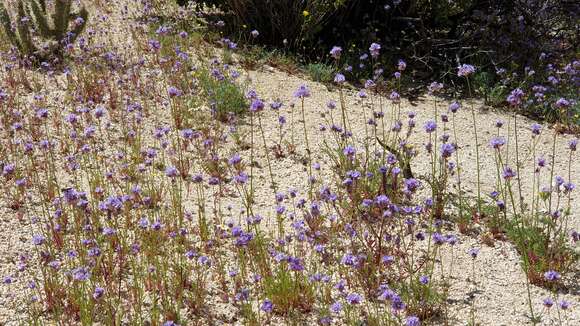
[302,10,309,17]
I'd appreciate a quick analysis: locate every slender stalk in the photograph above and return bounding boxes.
[258,114,277,192]
[513,113,524,216]
[301,98,313,193]
[466,78,481,214]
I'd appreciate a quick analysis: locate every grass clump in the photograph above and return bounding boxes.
[194,66,247,122]
[305,62,334,83]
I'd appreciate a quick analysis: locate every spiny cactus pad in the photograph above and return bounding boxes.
[0,0,88,60]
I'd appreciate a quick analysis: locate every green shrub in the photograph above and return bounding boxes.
[504,218,578,287]
[194,67,247,122]
[305,62,334,83]
[262,266,315,315]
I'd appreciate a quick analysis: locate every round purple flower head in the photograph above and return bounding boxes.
[369,43,381,58]
[228,153,242,166]
[165,166,178,178]
[495,120,504,128]
[397,59,407,71]
[250,30,259,38]
[32,235,46,246]
[391,295,406,311]
[346,293,362,305]
[389,91,400,103]
[293,84,311,98]
[569,139,578,151]
[489,137,506,149]
[168,86,182,97]
[530,123,541,136]
[330,301,342,313]
[457,64,476,77]
[424,120,437,133]
[36,108,49,119]
[261,299,273,313]
[542,297,554,308]
[559,300,570,310]
[506,88,525,106]
[343,145,356,158]
[468,247,479,259]
[440,143,455,158]
[428,82,443,94]
[543,270,560,282]
[246,89,258,99]
[270,101,283,110]
[234,172,248,184]
[93,286,105,300]
[334,73,345,84]
[327,100,336,110]
[250,99,264,113]
[330,46,342,59]
[446,234,458,246]
[148,39,161,51]
[72,267,91,281]
[502,166,517,180]
[406,316,420,326]
[554,98,570,109]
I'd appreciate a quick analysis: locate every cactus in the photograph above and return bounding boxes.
[0,0,88,60]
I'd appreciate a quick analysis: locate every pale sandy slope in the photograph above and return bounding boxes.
[0,1,578,325]
[241,66,579,325]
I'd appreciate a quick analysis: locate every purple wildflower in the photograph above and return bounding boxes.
[489,137,506,149]
[168,86,182,98]
[428,82,443,94]
[250,99,264,113]
[397,59,407,71]
[543,297,554,308]
[334,73,345,84]
[260,299,273,313]
[165,166,178,178]
[406,316,420,326]
[389,91,400,103]
[329,46,342,59]
[543,270,560,282]
[440,143,455,158]
[554,98,570,109]
[468,248,479,258]
[346,293,362,305]
[502,167,517,180]
[449,101,461,113]
[424,120,437,133]
[531,123,541,135]
[569,139,577,151]
[330,301,342,313]
[506,88,524,106]
[369,43,381,58]
[93,286,105,300]
[293,84,311,98]
[559,300,570,310]
[457,64,476,77]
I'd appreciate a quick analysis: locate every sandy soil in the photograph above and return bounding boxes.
[242,68,580,325]
[0,1,578,325]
